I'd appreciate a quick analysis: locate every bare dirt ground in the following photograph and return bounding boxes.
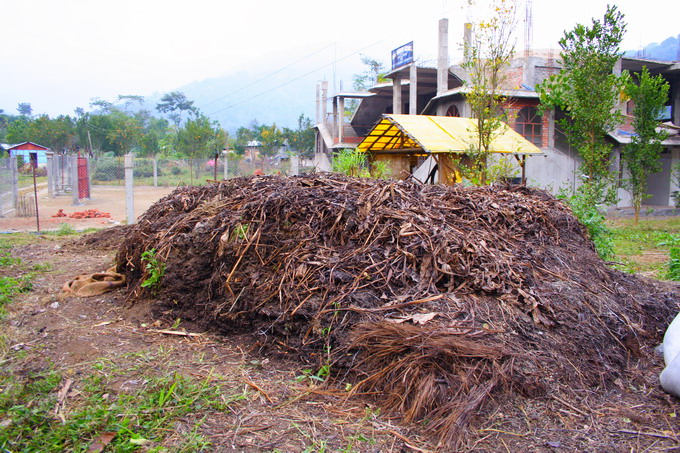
[0,185,174,232]
[2,212,680,450]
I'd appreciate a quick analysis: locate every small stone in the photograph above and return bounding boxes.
[50,302,59,309]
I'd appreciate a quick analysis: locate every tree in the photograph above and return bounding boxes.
[623,66,669,223]
[89,98,114,113]
[17,103,32,117]
[347,55,388,116]
[106,111,143,156]
[461,0,516,184]
[176,114,225,183]
[156,91,198,127]
[537,5,627,205]
[258,123,282,159]
[117,95,145,113]
[233,126,254,155]
[352,55,387,91]
[283,114,315,159]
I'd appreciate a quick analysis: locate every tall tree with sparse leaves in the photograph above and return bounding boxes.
[537,5,627,206]
[461,0,516,185]
[623,66,669,223]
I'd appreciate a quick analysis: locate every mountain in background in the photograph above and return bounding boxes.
[625,34,679,61]
[142,47,365,135]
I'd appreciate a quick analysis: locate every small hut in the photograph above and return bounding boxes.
[356,114,542,184]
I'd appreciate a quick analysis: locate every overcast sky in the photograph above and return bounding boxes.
[1,0,677,119]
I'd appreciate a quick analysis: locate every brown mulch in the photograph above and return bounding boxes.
[115,173,679,449]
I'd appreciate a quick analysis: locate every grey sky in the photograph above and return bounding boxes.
[1,0,676,118]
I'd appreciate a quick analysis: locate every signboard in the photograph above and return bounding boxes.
[391,41,414,70]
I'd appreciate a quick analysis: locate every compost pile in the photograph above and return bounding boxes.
[117,173,678,447]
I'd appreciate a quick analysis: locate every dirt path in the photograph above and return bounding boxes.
[0,185,174,232]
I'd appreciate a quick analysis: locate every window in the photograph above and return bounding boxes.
[514,106,542,147]
[445,105,460,117]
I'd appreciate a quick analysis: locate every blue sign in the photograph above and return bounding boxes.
[391,41,414,70]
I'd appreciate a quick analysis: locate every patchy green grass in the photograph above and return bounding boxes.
[607,217,680,279]
[0,364,244,452]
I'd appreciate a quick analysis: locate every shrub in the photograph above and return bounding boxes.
[667,247,680,281]
[93,159,124,181]
[18,164,47,176]
[558,185,613,260]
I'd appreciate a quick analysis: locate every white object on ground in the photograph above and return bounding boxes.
[660,312,680,398]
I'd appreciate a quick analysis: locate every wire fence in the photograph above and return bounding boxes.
[0,153,314,232]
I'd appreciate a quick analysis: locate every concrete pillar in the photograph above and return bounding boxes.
[125,154,134,224]
[437,18,449,96]
[673,78,680,127]
[71,154,80,206]
[437,18,450,116]
[321,81,328,124]
[153,155,158,187]
[409,64,418,115]
[338,97,345,143]
[10,155,18,212]
[291,154,299,176]
[224,152,229,179]
[332,97,338,141]
[316,82,321,124]
[393,75,402,115]
[46,154,54,197]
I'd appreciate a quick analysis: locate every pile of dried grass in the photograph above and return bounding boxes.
[116,173,678,448]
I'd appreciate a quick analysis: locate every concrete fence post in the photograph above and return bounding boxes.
[291,154,299,176]
[224,153,229,180]
[125,153,135,224]
[46,154,54,197]
[153,155,158,187]
[10,155,18,212]
[71,154,80,206]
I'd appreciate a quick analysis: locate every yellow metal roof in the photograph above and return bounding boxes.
[356,114,543,155]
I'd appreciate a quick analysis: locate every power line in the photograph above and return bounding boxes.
[206,36,407,116]
[198,42,338,110]
[206,1,454,118]
[201,0,440,118]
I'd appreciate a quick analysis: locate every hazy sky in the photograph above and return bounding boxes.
[1,0,677,119]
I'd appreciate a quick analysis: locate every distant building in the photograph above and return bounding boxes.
[1,142,52,166]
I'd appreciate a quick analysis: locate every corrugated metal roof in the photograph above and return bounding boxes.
[357,114,543,155]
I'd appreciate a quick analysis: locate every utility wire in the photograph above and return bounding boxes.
[198,42,338,110]
[201,0,444,118]
[205,2,457,118]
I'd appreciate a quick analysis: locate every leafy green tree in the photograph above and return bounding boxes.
[17,103,32,117]
[89,98,114,113]
[117,95,145,113]
[623,66,669,223]
[106,111,143,156]
[176,114,225,183]
[156,91,198,127]
[6,115,76,152]
[283,114,315,159]
[352,55,387,91]
[347,55,388,116]
[258,123,282,159]
[233,126,254,155]
[461,0,516,185]
[537,5,627,259]
[537,5,627,205]
[138,115,170,157]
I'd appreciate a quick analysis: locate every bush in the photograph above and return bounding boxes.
[667,247,680,281]
[558,185,613,260]
[93,159,124,181]
[18,164,47,176]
